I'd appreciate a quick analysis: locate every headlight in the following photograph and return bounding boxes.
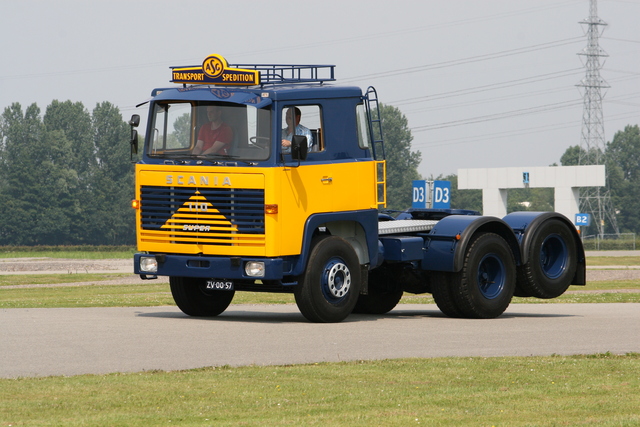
[139,256,158,273]
[245,261,265,277]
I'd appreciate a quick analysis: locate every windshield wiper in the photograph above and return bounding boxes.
[200,154,239,160]
[150,153,259,166]
[153,154,238,161]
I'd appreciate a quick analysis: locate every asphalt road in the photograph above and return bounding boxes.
[2,303,639,378]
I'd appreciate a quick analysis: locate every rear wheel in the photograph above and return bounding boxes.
[517,219,577,299]
[431,271,465,318]
[452,232,516,319]
[353,269,403,315]
[294,236,361,323]
[170,276,235,317]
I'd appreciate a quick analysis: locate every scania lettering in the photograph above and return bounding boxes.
[165,175,231,186]
[130,54,586,323]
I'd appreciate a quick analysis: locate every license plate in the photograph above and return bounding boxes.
[206,280,234,291]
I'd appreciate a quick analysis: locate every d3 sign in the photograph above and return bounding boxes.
[432,181,451,209]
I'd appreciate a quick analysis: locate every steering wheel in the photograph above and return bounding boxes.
[250,136,270,144]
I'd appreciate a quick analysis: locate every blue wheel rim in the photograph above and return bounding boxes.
[477,253,506,299]
[321,257,351,303]
[539,234,568,279]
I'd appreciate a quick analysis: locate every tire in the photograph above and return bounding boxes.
[170,276,235,317]
[517,219,578,299]
[431,271,465,318]
[513,286,533,298]
[452,232,516,319]
[353,269,403,315]
[294,236,362,323]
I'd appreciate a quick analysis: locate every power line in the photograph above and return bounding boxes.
[413,121,577,149]
[602,36,640,44]
[389,68,584,106]
[410,110,637,150]
[342,38,584,84]
[233,1,584,60]
[400,73,637,117]
[402,85,576,115]
[411,99,583,132]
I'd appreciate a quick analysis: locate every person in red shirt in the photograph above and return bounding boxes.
[193,105,233,155]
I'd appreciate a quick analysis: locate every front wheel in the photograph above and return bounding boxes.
[294,236,362,323]
[170,277,235,317]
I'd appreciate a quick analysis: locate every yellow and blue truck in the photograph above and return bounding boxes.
[130,54,585,323]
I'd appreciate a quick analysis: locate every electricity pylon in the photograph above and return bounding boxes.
[576,0,619,236]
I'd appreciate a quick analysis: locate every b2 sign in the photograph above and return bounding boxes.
[575,213,591,226]
[432,180,451,209]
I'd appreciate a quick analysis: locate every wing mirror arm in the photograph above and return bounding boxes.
[290,135,308,164]
[129,114,140,160]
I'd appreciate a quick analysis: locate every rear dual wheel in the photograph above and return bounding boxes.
[432,232,516,319]
[353,268,403,315]
[431,271,464,318]
[517,219,577,299]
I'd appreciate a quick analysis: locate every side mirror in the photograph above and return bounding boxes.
[129,114,140,159]
[129,114,140,127]
[291,135,308,161]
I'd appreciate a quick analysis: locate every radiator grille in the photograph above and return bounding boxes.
[139,186,265,247]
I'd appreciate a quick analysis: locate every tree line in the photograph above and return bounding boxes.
[1,97,636,246]
[0,101,134,246]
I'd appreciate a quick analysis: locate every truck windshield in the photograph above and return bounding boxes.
[147,102,271,161]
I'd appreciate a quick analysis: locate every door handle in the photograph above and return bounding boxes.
[321,177,333,183]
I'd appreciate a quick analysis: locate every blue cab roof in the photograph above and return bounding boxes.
[150,84,363,107]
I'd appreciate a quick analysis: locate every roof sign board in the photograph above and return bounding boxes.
[171,54,260,86]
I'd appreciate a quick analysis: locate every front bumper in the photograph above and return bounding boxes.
[133,253,287,280]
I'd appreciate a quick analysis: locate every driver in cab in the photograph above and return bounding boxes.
[193,105,233,155]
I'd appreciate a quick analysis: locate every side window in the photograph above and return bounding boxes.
[149,103,193,154]
[281,105,323,153]
[356,103,370,150]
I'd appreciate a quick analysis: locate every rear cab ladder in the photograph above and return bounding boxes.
[365,86,386,209]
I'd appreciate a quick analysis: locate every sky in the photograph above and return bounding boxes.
[1,0,638,178]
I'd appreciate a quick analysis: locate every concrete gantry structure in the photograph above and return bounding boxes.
[458,166,606,221]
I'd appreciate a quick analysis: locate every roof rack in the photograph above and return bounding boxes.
[231,63,336,86]
[170,55,336,87]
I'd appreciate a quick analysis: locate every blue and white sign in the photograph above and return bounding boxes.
[433,181,451,209]
[412,180,451,209]
[575,213,591,226]
[412,180,428,208]
[432,180,451,209]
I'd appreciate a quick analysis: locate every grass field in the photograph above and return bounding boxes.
[587,256,640,266]
[1,354,638,426]
[0,247,136,259]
